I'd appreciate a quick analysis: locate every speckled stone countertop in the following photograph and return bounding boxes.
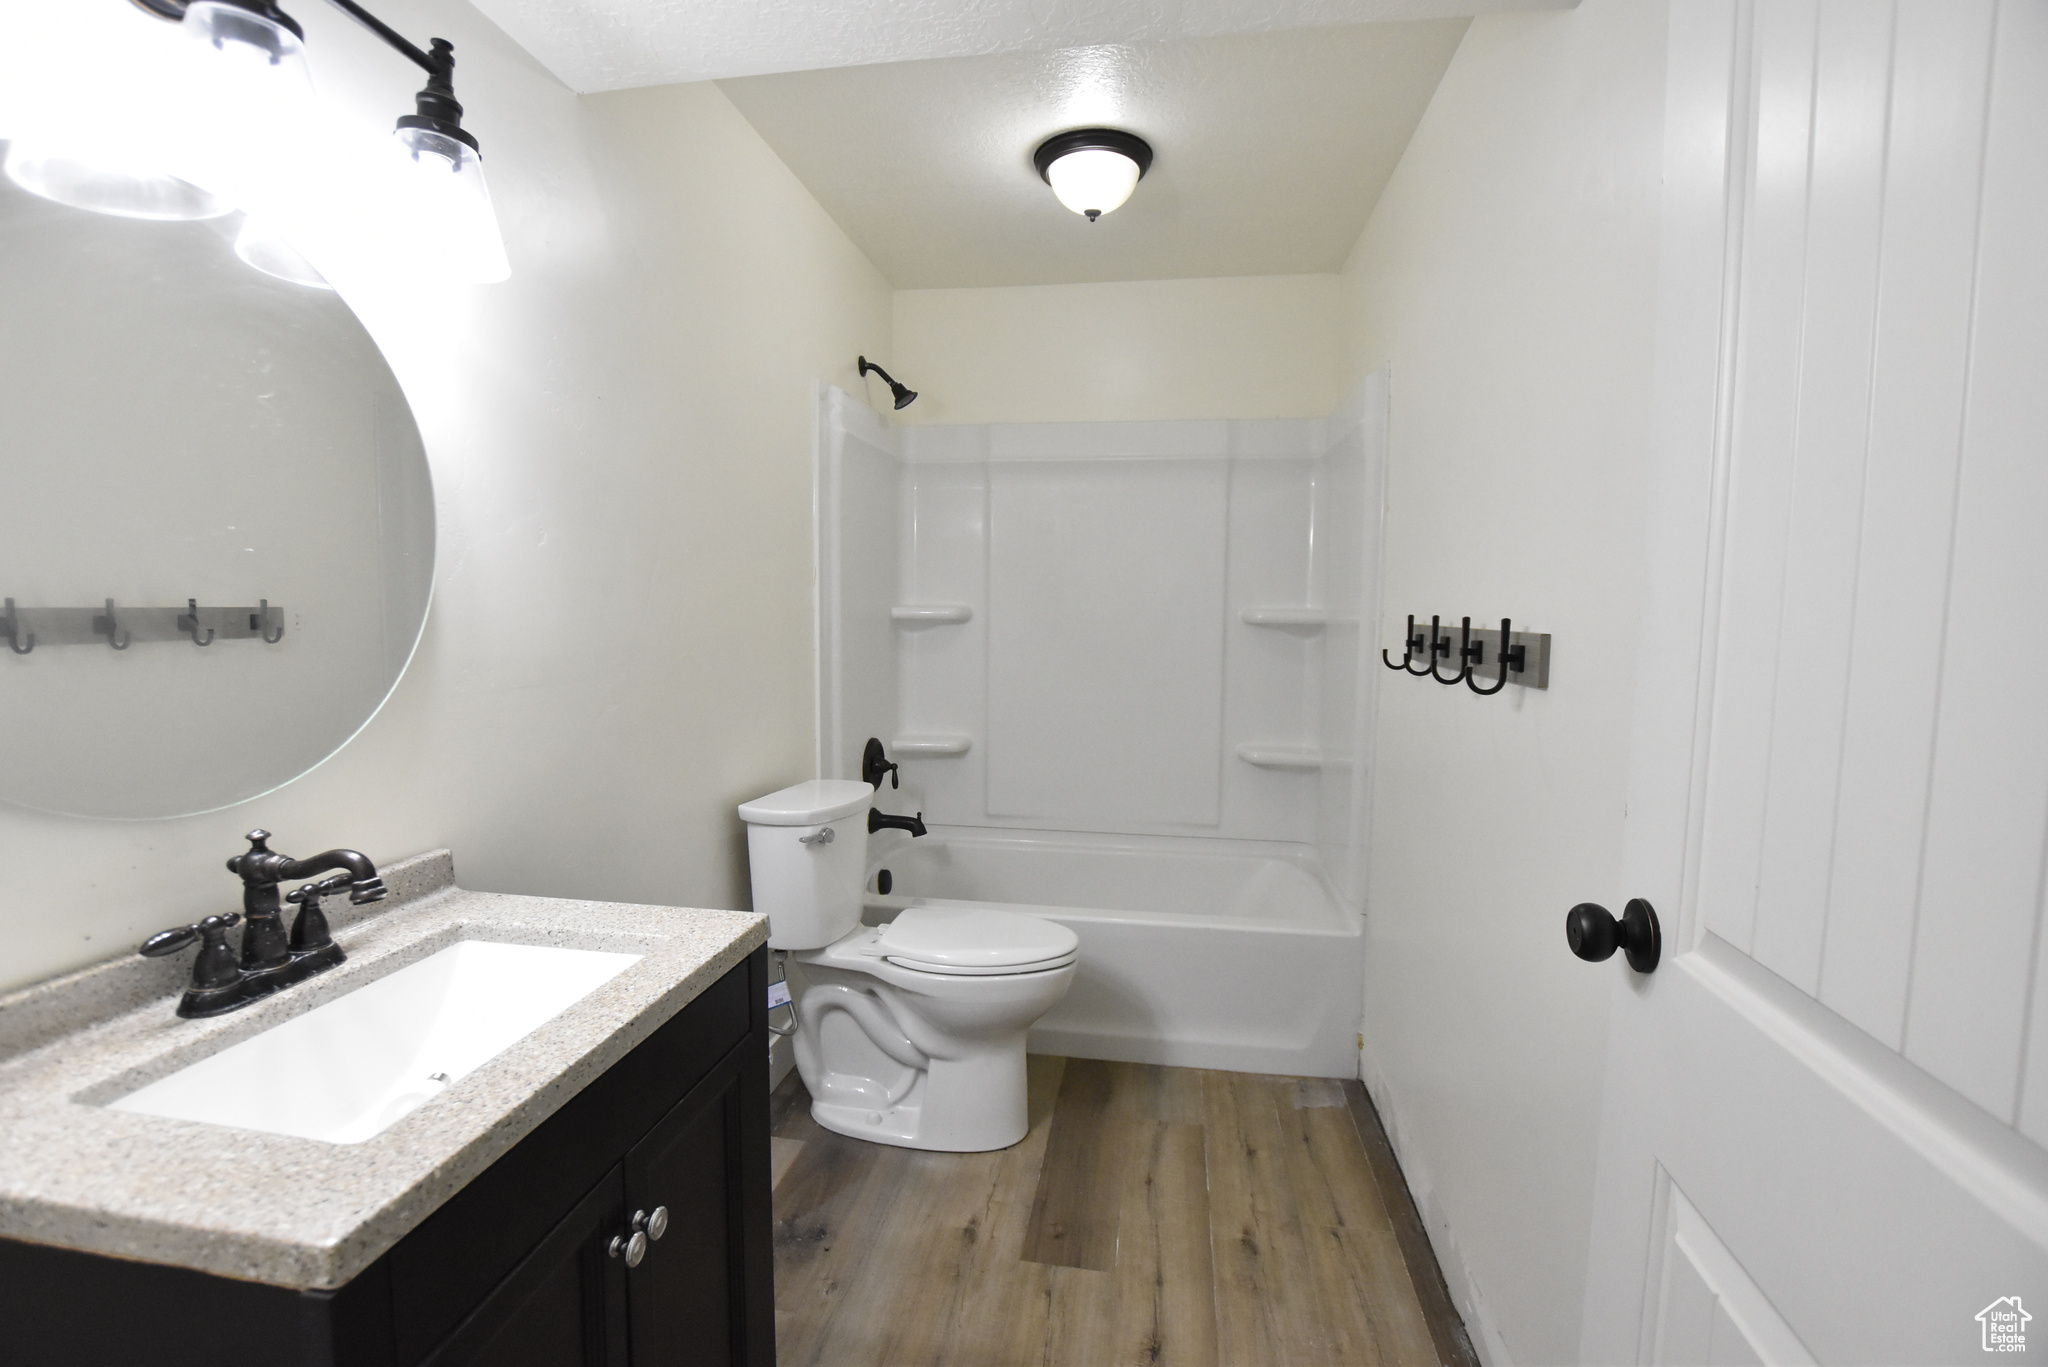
[0,850,765,1290]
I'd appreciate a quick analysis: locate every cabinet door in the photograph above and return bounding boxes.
[623,1043,769,1367]
[422,1165,629,1367]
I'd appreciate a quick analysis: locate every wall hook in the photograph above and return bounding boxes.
[94,599,129,650]
[2,599,31,655]
[1406,616,1438,674]
[256,600,285,645]
[179,598,215,647]
[1467,618,1524,695]
[1431,616,1474,685]
[1381,613,1430,673]
[1417,614,1449,680]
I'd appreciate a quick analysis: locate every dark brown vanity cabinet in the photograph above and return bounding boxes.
[0,947,775,1367]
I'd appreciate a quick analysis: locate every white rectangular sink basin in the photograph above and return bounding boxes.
[108,940,642,1144]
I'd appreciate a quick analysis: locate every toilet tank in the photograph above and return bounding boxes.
[737,780,874,949]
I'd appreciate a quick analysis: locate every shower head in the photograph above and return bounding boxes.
[858,356,918,410]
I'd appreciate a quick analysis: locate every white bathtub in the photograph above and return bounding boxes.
[864,828,1362,1077]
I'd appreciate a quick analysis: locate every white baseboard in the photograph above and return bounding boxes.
[1359,1047,1514,1367]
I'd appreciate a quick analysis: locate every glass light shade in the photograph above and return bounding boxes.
[391,125,510,284]
[175,1,316,214]
[181,2,309,75]
[234,215,331,289]
[1045,147,1141,219]
[2,1,230,221]
[3,139,228,220]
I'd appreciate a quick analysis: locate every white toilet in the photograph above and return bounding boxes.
[739,779,1077,1152]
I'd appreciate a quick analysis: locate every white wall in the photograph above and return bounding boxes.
[0,0,891,993]
[891,274,1343,425]
[1342,2,1668,1363]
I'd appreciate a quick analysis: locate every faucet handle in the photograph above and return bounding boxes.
[140,914,243,990]
[286,873,347,905]
[284,869,383,907]
[862,737,901,790]
[140,912,239,958]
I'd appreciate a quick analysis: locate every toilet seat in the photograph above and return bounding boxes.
[870,906,1079,977]
[883,953,1076,976]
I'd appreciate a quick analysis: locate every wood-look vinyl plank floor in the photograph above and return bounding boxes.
[771,1057,1475,1367]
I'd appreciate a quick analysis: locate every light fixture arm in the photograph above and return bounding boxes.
[319,0,438,74]
[138,0,475,148]
[316,1,476,151]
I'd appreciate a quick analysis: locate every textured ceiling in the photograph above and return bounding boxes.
[465,0,1566,92]
[716,22,1472,288]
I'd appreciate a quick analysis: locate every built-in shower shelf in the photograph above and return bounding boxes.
[1241,607,1327,633]
[892,734,972,757]
[892,604,973,626]
[1235,744,1324,771]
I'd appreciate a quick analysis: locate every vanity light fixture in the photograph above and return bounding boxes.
[1032,128,1153,222]
[43,0,511,281]
[0,1,236,220]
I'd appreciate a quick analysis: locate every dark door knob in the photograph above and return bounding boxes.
[1566,898,1661,973]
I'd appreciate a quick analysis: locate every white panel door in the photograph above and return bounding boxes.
[1581,2,2048,1363]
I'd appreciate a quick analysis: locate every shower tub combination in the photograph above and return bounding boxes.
[865,828,1362,1078]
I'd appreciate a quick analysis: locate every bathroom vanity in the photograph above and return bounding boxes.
[0,852,774,1367]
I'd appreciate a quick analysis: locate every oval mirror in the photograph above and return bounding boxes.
[0,162,435,819]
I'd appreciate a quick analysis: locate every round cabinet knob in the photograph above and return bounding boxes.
[1565,899,1661,974]
[637,1205,669,1242]
[609,1230,648,1268]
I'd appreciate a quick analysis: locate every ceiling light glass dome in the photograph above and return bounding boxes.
[1033,128,1153,222]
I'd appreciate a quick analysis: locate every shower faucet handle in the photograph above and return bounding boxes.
[862,737,900,790]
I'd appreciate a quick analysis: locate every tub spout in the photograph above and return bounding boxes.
[869,808,927,838]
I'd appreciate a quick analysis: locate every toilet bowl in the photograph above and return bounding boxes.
[739,780,1077,1152]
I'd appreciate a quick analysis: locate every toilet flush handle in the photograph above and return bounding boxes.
[799,826,835,846]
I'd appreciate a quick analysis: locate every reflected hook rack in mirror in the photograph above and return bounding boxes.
[0,601,288,650]
[179,598,215,647]
[95,599,129,651]
[258,599,286,645]
[2,599,31,655]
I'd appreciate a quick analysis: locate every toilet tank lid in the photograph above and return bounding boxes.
[874,906,1079,972]
[737,779,874,826]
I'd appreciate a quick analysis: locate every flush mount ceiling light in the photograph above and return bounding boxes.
[1032,128,1152,222]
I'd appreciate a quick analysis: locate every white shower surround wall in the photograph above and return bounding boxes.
[815,378,1384,1076]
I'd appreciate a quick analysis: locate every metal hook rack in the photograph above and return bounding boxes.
[1381,615,1550,694]
[0,600,287,654]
